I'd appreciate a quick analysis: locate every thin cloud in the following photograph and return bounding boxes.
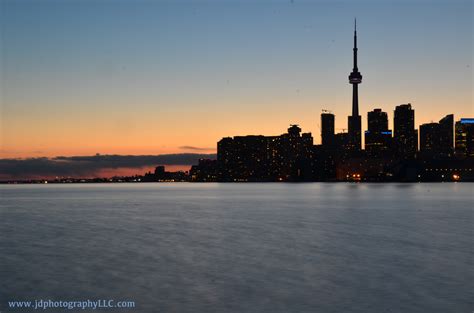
[179,146,215,151]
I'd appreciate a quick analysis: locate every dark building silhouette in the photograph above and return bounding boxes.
[348,19,362,152]
[321,112,335,148]
[334,132,351,157]
[190,159,218,182]
[365,108,392,157]
[217,125,314,182]
[154,165,165,177]
[439,114,454,158]
[217,135,269,181]
[420,114,453,159]
[317,111,337,179]
[420,122,440,157]
[368,108,388,131]
[143,165,187,182]
[312,144,336,180]
[394,103,418,159]
[455,118,474,158]
[271,125,314,181]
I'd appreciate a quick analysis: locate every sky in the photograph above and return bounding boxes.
[1,0,473,164]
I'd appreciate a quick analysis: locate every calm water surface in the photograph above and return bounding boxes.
[0,183,473,313]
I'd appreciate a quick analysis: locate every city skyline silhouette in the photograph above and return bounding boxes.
[1,15,473,182]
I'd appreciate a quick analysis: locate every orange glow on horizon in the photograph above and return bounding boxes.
[1,93,472,159]
[97,165,191,178]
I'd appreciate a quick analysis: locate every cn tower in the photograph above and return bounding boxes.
[348,19,362,151]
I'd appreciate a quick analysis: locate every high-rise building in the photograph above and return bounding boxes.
[367,109,388,132]
[420,122,440,157]
[269,125,314,180]
[420,114,454,159]
[438,114,454,157]
[394,103,418,159]
[217,126,314,182]
[348,19,362,152]
[321,112,335,148]
[365,109,392,157]
[455,118,474,158]
[217,135,269,181]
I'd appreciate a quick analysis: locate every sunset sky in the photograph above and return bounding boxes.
[1,0,473,160]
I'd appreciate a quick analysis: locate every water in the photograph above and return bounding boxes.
[0,183,472,313]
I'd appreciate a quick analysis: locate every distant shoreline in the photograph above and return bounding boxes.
[2,180,472,184]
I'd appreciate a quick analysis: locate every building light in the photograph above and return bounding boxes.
[452,174,460,181]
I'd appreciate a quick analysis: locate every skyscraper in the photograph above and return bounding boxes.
[365,109,392,157]
[419,114,453,159]
[438,114,454,157]
[420,122,440,157]
[367,109,388,132]
[394,103,418,159]
[321,112,335,148]
[348,19,362,151]
[455,118,474,158]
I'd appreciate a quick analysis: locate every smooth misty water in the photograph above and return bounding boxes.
[0,183,473,313]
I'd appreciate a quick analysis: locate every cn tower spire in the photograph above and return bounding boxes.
[353,18,357,70]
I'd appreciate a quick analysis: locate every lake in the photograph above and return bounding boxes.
[0,183,472,312]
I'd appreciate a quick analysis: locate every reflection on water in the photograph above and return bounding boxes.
[0,183,473,313]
